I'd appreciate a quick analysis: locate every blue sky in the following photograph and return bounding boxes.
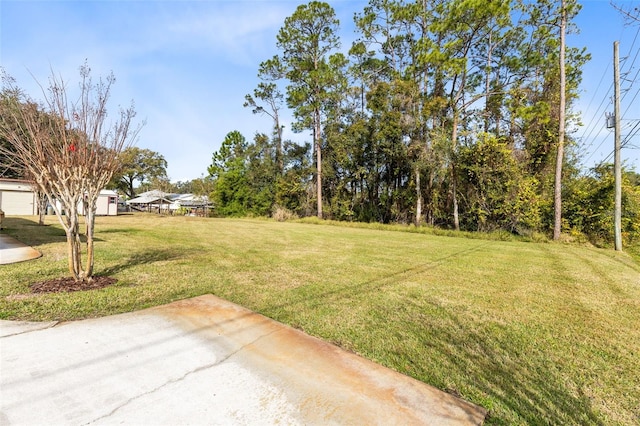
[573,0,640,173]
[1,0,638,182]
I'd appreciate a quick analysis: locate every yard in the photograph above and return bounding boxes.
[1,214,639,424]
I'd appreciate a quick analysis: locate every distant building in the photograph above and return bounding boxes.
[79,190,119,216]
[127,190,212,216]
[0,178,118,216]
[0,179,37,215]
[127,190,174,213]
[168,193,212,216]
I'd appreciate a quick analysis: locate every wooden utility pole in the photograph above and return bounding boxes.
[613,41,623,251]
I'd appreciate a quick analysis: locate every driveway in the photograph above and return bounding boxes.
[0,233,41,264]
[0,295,486,425]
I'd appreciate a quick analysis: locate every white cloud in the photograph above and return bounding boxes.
[118,2,295,66]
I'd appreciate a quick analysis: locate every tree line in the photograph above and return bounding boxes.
[208,0,640,246]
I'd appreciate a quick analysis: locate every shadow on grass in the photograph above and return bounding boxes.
[2,217,67,246]
[98,227,143,235]
[1,217,106,246]
[423,314,603,425]
[260,241,603,424]
[99,248,191,277]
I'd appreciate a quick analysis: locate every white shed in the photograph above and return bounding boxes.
[91,190,119,216]
[76,190,119,216]
[0,179,37,215]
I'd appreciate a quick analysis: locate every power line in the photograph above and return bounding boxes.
[577,82,612,159]
[592,120,640,167]
[577,63,611,142]
[620,26,640,78]
[622,87,640,115]
[578,62,611,129]
[622,121,640,148]
[582,129,613,165]
[577,71,613,164]
[620,26,640,116]
[581,26,640,168]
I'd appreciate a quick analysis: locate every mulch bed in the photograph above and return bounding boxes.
[30,276,118,293]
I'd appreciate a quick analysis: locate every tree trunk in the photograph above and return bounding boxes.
[68,224,82,280]
[315,108,323,219]
[85,199,96,279]
[59,196,86,281]
[73,233,84,280]
[276,120,283,176]
[452,176,459,231]
[415,167,422,225]
[484,31,492,134]
[451,111,460,231]
[37,192,47,225]
[428,170,435,226]
[65,229,76,279]
[553,1,567,240]
[127,177,135,199]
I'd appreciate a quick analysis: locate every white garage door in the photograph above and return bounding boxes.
[0,191,36,215]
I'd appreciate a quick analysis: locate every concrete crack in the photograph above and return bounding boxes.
[84,328,280,425]
[0,321,59,338]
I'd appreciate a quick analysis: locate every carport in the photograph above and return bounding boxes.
[127,193,174,213]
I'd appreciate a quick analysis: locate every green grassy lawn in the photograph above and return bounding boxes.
[1,214,639,425]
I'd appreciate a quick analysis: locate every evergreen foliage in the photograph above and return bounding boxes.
[207,0,639,247]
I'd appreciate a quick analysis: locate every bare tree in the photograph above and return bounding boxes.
[0,64,141,281]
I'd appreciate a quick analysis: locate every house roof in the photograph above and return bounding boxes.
[128,190,210,206]
[178,199,212,207]
[134,189,172,199]
[127,194,173,205]
[0,178,32,184]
